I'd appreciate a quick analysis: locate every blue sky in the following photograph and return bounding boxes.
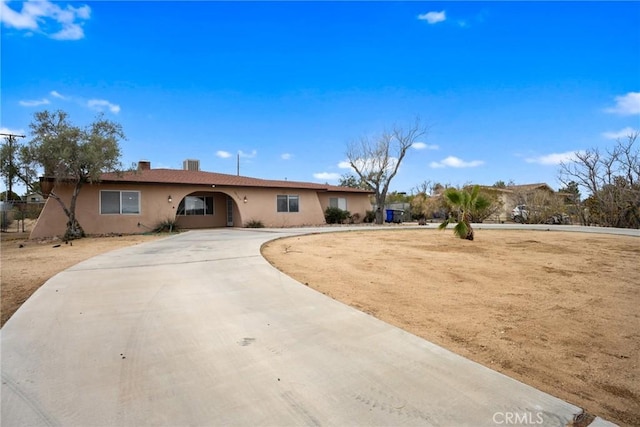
[2,1,639,194]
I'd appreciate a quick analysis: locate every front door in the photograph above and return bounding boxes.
[226,196,234,226]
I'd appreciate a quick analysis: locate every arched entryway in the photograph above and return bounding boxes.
[174,191,242,229]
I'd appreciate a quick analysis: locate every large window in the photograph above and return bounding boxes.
[277,195,299,213]
[177,196,214,215]
[329,197,347,211]
[100,191,140,215]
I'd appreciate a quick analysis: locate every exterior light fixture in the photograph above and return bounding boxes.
[168,195,172,203]
[243,196,248,203]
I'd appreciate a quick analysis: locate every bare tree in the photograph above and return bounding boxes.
[346,119,427,224]
[559,132,639,228]
[412,180,432,196]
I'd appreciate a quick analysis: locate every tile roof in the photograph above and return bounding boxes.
[100,169,373,193]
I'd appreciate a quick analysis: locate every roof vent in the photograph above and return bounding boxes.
[183,159,200,171]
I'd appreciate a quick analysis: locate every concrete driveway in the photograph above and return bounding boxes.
[1,227,617,426]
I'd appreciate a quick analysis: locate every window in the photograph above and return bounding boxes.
[277,195,299,213]
[101,191,140,214]
[329,197,347,211]
[177,196,214,215]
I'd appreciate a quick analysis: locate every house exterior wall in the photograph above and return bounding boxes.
[317,192,373,221]
[30,182,372,238]
[230,187,326,227]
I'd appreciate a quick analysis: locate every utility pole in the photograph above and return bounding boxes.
[236,152,240,176]
[0,133,26,200]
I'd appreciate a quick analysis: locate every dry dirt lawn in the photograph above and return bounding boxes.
[1,227,638,426]
[1,229,162,326]
[262,229,639,427]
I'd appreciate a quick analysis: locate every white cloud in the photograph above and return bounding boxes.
[0,1,91,40]
[281,153,292,160]
[418,11,446,24]
[216,150,232,159]
[525,151,581,165]
[413,142,439,150]
[313,172,340,181]
[602,127,638,140]
[239,149,257,158]
[430,156,484,168]
[0,127,26,136]
[605,92,640,115]
[87,99,120,114]
[19,98,50,107]
[50,90,67,99]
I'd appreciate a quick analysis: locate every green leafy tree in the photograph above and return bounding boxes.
[18,110,126,240]
[1,134,25,199]
[346,118,427,224]
[0,190,21,201]
[438,185,491,241]
[338,173,371,190]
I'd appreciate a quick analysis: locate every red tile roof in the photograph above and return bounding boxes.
[100,169,373,193]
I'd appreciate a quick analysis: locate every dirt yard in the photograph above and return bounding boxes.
[1,225,638,425]
[0,227,163,326]
[262,228,639,426]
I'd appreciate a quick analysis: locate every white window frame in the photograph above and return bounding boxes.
[277,195,299,213]
[329,197,347,211]
[100,190,141,215]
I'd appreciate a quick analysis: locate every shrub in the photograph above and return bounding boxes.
[154,218,179,233]
[364,210,376,223]
[325,206,351,224]
[245,219,265,228]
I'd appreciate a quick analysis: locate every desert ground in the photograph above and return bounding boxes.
[1,225,638,426]
[262,228,639,426]
[0,224,162,326]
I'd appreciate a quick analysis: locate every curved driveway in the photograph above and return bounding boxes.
[2,226,622,426]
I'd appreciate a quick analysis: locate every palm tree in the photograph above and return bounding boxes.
[438,185,491,241]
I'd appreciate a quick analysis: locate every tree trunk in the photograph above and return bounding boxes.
[375,193,385,224]
[464,214,474,240]
[51,181,86,241]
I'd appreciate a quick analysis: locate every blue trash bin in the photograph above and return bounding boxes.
[385,209,394,223]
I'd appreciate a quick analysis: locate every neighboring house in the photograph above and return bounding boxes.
[30,160,373,239]
[479,183,564,222]
[24,193,45,203]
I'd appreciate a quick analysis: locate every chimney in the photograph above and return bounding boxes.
[183,159,200,171]
[138,160,151,171]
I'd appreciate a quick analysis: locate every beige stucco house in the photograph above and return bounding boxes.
[478,183,564,222]
[30,161,372,239]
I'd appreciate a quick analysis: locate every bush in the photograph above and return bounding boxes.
[364,210,376,223]
[154,218,179,233]
[325,206,351,224]
[245,219,265,228]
